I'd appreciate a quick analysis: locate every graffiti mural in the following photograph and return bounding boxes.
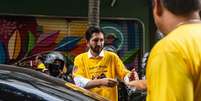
[0,16,143,72]
[101,20,143,70]
[0,16,37,64]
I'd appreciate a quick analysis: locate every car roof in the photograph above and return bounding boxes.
[0,64,108,101]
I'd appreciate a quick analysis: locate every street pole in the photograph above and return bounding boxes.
[88,0,100,27]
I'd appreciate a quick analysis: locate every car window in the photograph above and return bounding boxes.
[0,82,62,101]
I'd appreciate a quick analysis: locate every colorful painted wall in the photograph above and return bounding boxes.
[0,16,143,71]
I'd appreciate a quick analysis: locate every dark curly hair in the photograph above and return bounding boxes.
[85,26,104,41]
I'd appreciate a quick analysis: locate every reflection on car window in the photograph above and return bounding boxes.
[0,81,64,101]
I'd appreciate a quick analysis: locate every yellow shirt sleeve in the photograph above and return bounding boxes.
[73,55,86,77]
[146,51,193,101]
[114,54,130,80]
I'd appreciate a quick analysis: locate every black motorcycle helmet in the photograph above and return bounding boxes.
[44,52,65,77]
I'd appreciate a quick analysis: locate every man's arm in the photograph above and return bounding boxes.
[113,54,130,80]
[127,80,147,90]
[74,76,118,89]
[85,78,118,89]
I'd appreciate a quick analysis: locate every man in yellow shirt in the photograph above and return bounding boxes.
[73,27,138,101]
[146,0,201,101]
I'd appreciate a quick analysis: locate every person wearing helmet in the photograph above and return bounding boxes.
[45,52,67,78]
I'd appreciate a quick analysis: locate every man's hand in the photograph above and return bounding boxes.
[126,80,147,90]
[129,68,139,81]
[100,78,118,87]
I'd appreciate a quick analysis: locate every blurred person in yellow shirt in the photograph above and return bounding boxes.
[145,0,201,101]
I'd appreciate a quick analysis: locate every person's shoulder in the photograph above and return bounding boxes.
[170,23,201,37]
[163,24,201,45]
[150,24,201,57]
[104,50,119,57]
[151,27,187,54]
[150,35,175,55]
[74,52,88,60]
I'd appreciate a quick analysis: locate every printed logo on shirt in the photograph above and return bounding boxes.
[89,65,107,70]
[92,73,106,80]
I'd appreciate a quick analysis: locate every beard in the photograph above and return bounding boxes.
[90,45,103,55]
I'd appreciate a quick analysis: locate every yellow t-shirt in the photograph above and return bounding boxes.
[37,63,46,72]
[146,23,201,101]
[73,50,130,101]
